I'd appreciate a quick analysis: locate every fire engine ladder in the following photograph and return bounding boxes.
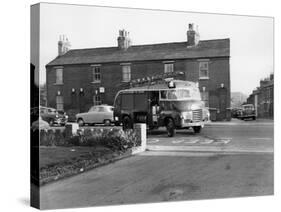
[128,71,185,88]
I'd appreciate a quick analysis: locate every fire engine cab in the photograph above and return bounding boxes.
[113,73,210,137]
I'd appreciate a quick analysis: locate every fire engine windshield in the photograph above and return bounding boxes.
[160,89,201,100]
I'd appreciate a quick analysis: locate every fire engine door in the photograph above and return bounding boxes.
[150,91,160,125]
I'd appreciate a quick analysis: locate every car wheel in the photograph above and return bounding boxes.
[122,116,133,130]
[166,118,175,137]
[104,119,111,126]
[77,118,84,127]
[193,126,201,133]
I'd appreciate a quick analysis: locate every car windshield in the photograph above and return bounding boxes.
[160,88,201,100]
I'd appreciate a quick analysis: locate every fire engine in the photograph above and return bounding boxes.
[113,72,210,137]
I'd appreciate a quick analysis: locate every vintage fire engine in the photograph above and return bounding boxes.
[113,72,210,137]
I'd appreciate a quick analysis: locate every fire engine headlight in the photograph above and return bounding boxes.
[114,116,119,121]
[180,111,192,120]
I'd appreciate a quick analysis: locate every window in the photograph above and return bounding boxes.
[122,65,131,82]
[199,61,209,79]
[93,95,101,105]
[160,89,201,100]
[89,106,98,112]
[97,107,106,112]
[92,66,101,82]
[56,96,64,111]
[164,63,174,73]
[56,68,63,84]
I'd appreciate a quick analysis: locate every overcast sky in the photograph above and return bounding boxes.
[39,3,274,95]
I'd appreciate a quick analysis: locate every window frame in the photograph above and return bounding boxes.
[55,68,63,84]
[92,65,101,83]
[122,64,131,82]
[199,61,209,79]
[164,63,174,73]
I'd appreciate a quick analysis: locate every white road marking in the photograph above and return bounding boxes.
[172,139,184,144]
[184,139,199,144]
[249,137,272,140]
[199,139,214,144]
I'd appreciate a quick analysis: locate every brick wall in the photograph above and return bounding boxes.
[47,57,230,120]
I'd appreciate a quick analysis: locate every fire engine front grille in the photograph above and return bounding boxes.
[192,109,203,122]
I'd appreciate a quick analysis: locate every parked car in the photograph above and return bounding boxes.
[231,108,242,118]
[76,105,114,126]
[39,106,68,126]
[237,104,256,120]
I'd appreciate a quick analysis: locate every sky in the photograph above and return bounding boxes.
[38,3,274,95]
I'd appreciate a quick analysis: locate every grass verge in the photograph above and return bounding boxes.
[39,146,131,185]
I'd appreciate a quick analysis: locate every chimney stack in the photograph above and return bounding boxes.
[187,23,200,47]
[58,35,71,56]
[117,29,131,50]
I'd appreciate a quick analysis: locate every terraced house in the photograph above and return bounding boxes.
[46,23,231,121]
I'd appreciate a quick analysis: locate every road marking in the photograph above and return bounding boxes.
[198,139,214,144]
[249,137,272,140]
[172,139,184,144]
[213,138,232,144]
[184,139,199,144]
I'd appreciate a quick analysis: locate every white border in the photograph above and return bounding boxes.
[0,1,279,212]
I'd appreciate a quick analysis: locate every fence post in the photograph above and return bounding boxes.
[65,123,79,139]
[134,123,147,151]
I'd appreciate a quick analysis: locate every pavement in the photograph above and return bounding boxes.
[40,119,274,210]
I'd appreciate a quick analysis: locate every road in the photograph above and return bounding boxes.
[147,119,273,153]
[40,119,274,210]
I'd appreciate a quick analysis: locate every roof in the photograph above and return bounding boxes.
[47,39,230,66]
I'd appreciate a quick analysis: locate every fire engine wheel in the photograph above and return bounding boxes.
[122,116,133,130]
[166,118,175,137]
[193,126,202,133]
[252,116,256,120]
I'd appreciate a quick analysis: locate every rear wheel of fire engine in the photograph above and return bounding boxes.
[193,126,201,133]
[122,116,133,130]
[166,118,175,137]
[77,118,84,127]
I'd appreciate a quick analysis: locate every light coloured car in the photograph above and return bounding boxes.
[76,105,114,126]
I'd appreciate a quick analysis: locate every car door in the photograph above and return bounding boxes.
[96,107,107,123]
[87,106,98,123]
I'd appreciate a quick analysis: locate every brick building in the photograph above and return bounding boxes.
[247,74,274,119]
[46,24,231,121]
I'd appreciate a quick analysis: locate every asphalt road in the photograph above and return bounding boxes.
[40,119,274,210]
[147,119,274,153]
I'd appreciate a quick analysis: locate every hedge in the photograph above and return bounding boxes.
[39,127,140,151]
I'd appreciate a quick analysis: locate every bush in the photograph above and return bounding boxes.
[40,127,140,151]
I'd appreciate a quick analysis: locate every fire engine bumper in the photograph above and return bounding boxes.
[180,119,209,128]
